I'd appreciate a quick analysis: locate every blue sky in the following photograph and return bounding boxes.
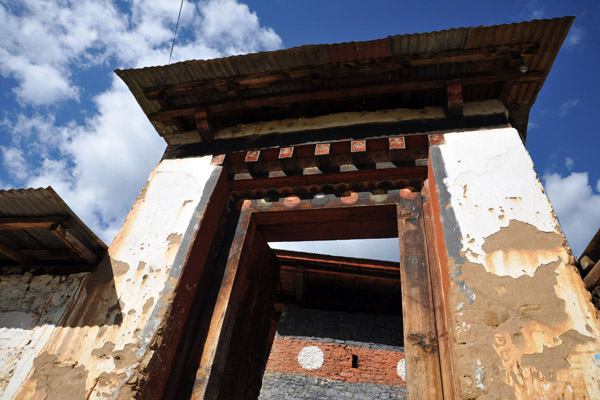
[0,0,598,260]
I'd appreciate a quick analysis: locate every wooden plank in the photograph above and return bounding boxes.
[192,219,279,399]
[0,241,35,266]
[218,230,279,399]
[422,183,457,400]
[0,216,72,230]
[584,259,600,290]
[152,71,544,120]
[229,166,427,192]
[192,217,260,399]
[580,255,596,271]
[261,220,398,242]
[50,224,97,264]
[397,195,443,400]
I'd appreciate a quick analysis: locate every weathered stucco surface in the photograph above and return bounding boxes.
[2,156,218,399]
[0,273,87,396]
[431,127,600,398]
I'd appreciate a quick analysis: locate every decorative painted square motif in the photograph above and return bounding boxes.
[279,147,294,159]
[315,143,330,156]
[389,137,405,149]
[428,134,445,146]
[245,150,260,162]
[351,140,366,152]
[211,154,226,165]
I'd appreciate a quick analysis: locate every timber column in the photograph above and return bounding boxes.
[428,127,600,398]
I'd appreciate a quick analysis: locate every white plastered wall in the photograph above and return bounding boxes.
[4,156,218,399]
[432,127,600,398]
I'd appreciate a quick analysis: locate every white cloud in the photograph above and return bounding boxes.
[565,157,574,171]
[1,147,28,181]
[198,0,282,55]
[531,8,544,19]
[558,99,580,118]
[16,63,79,105]
[0,0,283,242]
[565,26,584,48]
[543,171,600,257]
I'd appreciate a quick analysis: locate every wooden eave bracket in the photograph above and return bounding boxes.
[445,82,463,118]
[194,109,214,140]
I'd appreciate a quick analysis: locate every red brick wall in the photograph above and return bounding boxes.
[265,336,405,386]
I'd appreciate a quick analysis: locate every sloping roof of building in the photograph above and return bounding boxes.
[0,187,107,273]
[117,17,573,146]
[273,249,401,315]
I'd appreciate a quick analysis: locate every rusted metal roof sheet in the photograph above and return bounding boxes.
[0,187,107,272]
[116,17,573,144]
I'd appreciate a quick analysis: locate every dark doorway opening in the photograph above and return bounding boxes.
[169,189,441,399]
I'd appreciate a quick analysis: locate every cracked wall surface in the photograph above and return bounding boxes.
[1,156,219,399]
[430,128,600,399]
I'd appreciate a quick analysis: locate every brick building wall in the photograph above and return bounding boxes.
[259,307,407,399]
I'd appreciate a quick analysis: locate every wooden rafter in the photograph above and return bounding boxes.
[0,216,73,230]
[50,223,97,264]
[0,241,35,266]
[149,70,543,122]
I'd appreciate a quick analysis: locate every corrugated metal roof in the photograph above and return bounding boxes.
[116,17,573,144]
[0,187,107,273]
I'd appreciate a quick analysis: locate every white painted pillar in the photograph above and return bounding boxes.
[429,127,600,399]
[10,156,225,400]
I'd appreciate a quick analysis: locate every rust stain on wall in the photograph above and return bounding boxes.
[31,351,89,400]
[482,220,564,253]
[112,343,139,370]
[112,259,130,277]
[448,219,600,399]
[142,297,155,314]
[91,341,115,360]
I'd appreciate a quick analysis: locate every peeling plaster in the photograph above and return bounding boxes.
[431,128,600,399]
[3,156,220,400]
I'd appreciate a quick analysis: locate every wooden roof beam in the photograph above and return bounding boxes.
[50,223,98,264]
[150,70,544,122]
[0,216,73,230]
[0,241,35,266]
[280,264,399,281]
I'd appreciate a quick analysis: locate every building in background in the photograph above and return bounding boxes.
[2,16,600,400]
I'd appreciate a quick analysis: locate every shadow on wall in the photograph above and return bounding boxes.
[0,254,123,329]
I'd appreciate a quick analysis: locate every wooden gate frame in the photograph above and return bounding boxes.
[190,186,443,399]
